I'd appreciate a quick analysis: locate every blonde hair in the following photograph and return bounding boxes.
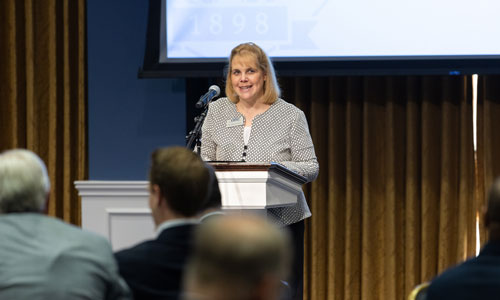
[225,42,280,104]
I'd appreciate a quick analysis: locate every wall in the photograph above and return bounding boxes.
[87,1,186,180]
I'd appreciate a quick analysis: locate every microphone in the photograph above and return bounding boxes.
[196,85,220,108]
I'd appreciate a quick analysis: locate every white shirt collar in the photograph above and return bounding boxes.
[155,218,199,236]
[199,211,226,222]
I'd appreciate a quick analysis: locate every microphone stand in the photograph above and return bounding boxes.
[186,105,209,154]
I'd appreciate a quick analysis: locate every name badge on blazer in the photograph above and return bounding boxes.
[226,116,244,127]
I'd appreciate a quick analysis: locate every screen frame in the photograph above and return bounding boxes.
[139,0,500,78]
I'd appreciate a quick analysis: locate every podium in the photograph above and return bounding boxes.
[210,162,306,209]
[75,162,305,251]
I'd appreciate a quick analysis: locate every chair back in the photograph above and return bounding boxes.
[408,282,430,300]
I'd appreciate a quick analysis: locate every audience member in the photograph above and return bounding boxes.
[198,165,225,222]
[183,214,292,300]
[427,177,500,300]
[0,149,130,299]
[115,146,212,299]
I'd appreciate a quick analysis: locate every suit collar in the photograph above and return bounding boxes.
[155,218,199,237]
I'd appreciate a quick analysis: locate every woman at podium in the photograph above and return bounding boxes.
[200,42,319,300]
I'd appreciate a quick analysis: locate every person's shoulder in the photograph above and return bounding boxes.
[426,257,487,299]
[19,214,92,239]
[270,99,305,123]
[115,238,156,257]
[29,215,116,259]
[428,258,477,289]
[54,219,118,256]
[115,228,194,268]
[44,216,107,242]
[0,214,111,250]
[114,240,155,269]
[209,97,232,110]
[273,98,303,114]
[156,223,197,247]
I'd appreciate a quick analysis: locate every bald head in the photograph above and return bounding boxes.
[0,149,50,214]
[184,214,291,300]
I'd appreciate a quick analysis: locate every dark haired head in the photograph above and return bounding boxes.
[149,147,210,217]
[200,165,221,211]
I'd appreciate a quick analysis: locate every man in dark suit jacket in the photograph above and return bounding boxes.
[427,177,500,300]
[115,146,213,300]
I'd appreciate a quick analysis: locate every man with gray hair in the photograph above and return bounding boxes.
[0,149,130,299]
[183,214,292,300]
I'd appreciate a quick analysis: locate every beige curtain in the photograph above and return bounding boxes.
[281,76,477,300]
[0,0,87,224]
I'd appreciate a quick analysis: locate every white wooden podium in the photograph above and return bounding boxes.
[75,163,305,251]
[210,162,306,209]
